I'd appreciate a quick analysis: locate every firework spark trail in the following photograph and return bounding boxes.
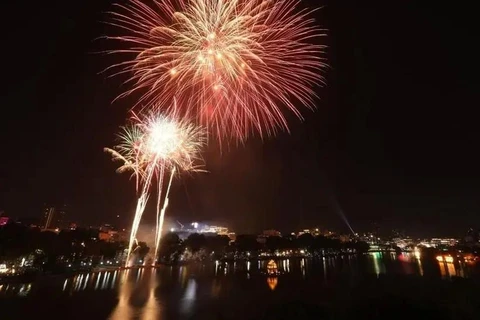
[153,165,166,265]
[126,161,156,266]
[106,0,327,142]
[153,166,176,265]
[105,111,206,267]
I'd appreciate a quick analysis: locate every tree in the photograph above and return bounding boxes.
[205,235,230,253]
[158,232,182,262]
[353,241,370,253]
[266,236,283,252]
[185,233,207,253]
[204,235,230,259]
[0,223,32,258]
[234,235,260,252]
[296,233,314,250]
[136,242,150,260]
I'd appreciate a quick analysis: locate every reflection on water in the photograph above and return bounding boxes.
[109,269,134,320]
[1,253,479,318]
[267,277,278,291]
[0,283,32,297]
[180,278,197,315]
[211,278,221,297]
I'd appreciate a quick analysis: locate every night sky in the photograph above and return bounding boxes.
[1,1,478,237]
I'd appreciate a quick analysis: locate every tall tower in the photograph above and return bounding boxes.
[56,204,67,229]
[41,204,67,230]
[42,206,56,230]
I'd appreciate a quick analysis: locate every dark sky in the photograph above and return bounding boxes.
[1,1,478,237]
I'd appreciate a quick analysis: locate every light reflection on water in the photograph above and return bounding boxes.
[109,269,134,320]
[0,253,479,318]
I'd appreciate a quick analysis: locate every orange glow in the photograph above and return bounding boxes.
[436,255,454,263]
[267,277,278,291]
[463,254,478,264]
[267,260,278,275]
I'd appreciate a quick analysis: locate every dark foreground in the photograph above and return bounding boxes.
[1,253,479,320]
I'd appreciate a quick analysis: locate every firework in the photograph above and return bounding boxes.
[107,0,326,141]
[105,111,205,266]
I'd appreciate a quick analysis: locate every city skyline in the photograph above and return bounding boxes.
[1,1,479,236]
[1,207,477,240]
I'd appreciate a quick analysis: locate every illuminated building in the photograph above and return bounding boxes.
[263,230,281,237]
[297,229,312,236]
[99,224,114,233]
[202,225,229,235]
[42,206,55,230]
[267,260,279,275]
[97,224,129,243]
[294,228,327,237]
[99,231,113,242]
[391,238,415,249]
[419,238,458,248]
[432,238,457,247]
[338,234,351,243]
[99,229,129,243]
[170,221,233,239]
[227,232,236,241]
[0,216,9,226]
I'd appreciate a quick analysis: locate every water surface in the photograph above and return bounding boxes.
[1,253,479,319]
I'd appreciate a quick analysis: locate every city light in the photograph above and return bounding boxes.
[0,264,8,273]
[436,255,454,263]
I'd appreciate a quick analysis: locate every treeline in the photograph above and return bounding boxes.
[158,232,370,263]
[1,223,369,266]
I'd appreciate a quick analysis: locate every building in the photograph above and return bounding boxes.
[431,238,458,247]
[99,224,115,233]
[263,230,281,237]
[392,237,415,249]
[202,225,229,235]
[57,205,67,227]
[41,204,67,230]
[99,230,115,242]
[418,238,458,248]
[99,227,129,243]
[338,234,351,243]
[170,221,233,240]
[42,206,55,230]
[294,228,325,237]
